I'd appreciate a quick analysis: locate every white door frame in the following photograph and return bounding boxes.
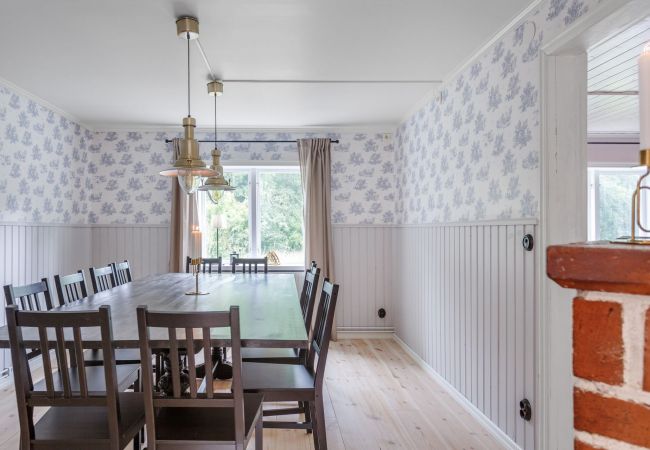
[538,1,650,448]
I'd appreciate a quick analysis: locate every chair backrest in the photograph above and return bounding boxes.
[4,279,54,311]
[231,256,268,273]
[185,256,223,274]
[307,280,339,389]
[111,260,132,285]
[300,267,321,334]
[54,270,88,306]
[6,304,122,448]
[89,265,115,294]
[137,305,246,445]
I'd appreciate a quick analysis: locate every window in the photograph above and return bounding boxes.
[198,166,304,267]
[588,167,649,240]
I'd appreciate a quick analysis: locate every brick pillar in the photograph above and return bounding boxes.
[548,243,650,450]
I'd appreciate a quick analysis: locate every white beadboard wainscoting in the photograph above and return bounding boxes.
[332,225,396,334]
[90,225,170,279]
[394,220,537,449]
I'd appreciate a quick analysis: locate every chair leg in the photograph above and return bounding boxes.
[255,416,263,450]
[309,402,319,449]
[303,401,312,434]
[314,394,327,450]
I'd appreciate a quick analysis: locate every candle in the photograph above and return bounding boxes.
[640,43,650,150]
[191,226,202,259]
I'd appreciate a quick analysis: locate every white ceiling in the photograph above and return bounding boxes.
[0,0,532,129]
[588,17,650,135]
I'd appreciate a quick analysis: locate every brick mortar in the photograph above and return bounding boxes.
[575,378,650,407]
[575,430,648,450]
[580,290,650,307]
[623,301,648,388]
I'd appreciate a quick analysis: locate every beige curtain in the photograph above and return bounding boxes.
[168,138,200,272]
[297,138,334,280]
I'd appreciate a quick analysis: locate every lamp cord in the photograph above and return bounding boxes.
[187,34,191,117]
[214,88,218,144]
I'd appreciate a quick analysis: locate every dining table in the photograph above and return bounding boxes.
[0,272,308,351]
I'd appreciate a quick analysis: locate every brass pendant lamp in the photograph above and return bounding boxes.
[197,80,235,203]
[159,17,215,194]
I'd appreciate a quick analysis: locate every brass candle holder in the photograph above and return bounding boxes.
[612,149,650,245]
[185,258,209,295]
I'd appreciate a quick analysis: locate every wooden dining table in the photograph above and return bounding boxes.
[0,272,308,350]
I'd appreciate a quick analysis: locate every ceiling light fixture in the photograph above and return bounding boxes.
[159,16,214,195]
[198,80,235,204]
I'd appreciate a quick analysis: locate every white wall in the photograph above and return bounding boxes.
[394,220,536,449]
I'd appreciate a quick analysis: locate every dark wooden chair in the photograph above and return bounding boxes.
[241,265,321,365]
[242,280,339,450]
[137,305,263,449]
[89,265,116,294]
[185,256,223,274]
[111,260,132,286]
[4,279,55,360]
[232,256,268,273]
[4,279,54,312]
[54,270,88,306]
[54,270,140,367]
[6,304,144,449]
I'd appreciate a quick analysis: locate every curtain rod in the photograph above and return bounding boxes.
[164,139,339,144]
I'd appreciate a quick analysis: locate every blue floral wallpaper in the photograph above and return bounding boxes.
[394,0,603,224]
[0,85,91,224]
[87,130,394,225]
[0,84,395,225]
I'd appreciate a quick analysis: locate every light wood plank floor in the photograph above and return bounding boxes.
[0,339,504,449]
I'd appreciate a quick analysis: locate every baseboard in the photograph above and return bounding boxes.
[392,335,520,450]
[336,327,395,339]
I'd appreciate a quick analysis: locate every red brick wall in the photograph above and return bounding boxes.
[573,295,650,449]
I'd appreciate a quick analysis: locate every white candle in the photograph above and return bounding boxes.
[640,43,650,149]
[191,227,202,259]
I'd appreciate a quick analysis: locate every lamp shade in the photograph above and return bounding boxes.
[212,214,227,229]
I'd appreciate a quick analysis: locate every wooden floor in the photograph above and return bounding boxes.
[0,339,504,449]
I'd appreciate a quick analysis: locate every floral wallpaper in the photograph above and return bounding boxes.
[0,86,395,226]
[87,130,395,225]
[0,85,91,224]
[395,0,604,224]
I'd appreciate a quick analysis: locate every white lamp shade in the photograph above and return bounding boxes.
[212,214,227,229]
[640,42,650,149]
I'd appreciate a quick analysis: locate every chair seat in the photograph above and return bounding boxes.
[32,392,145,449]
[83,348,141,366]
[241,347,300,364]
[154,393,264,444]
[243,362,315,392]
[32,364,140,395]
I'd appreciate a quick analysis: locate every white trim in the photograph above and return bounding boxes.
[90,124,398,134]
[0,76,89,129]
[0,222,170,228]
[336,328,395,339]
[399,0,544,124]
[392,335,519,450]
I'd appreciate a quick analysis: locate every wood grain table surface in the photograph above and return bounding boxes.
[0,273,308,350]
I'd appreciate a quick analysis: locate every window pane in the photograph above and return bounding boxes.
[259,171,304,265]
[203,171,249,259]
[593,168,644,240]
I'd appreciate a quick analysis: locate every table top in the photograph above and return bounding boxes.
[0,273,308,349]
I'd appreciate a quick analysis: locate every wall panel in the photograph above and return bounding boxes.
[331,225,395,332]
[394,220,537,449]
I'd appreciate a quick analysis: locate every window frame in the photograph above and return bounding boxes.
[587,165,648,241]
[198,164,305,271]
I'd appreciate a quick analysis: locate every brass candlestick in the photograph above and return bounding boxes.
[185,258,209,295]
[613,149,650,245]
